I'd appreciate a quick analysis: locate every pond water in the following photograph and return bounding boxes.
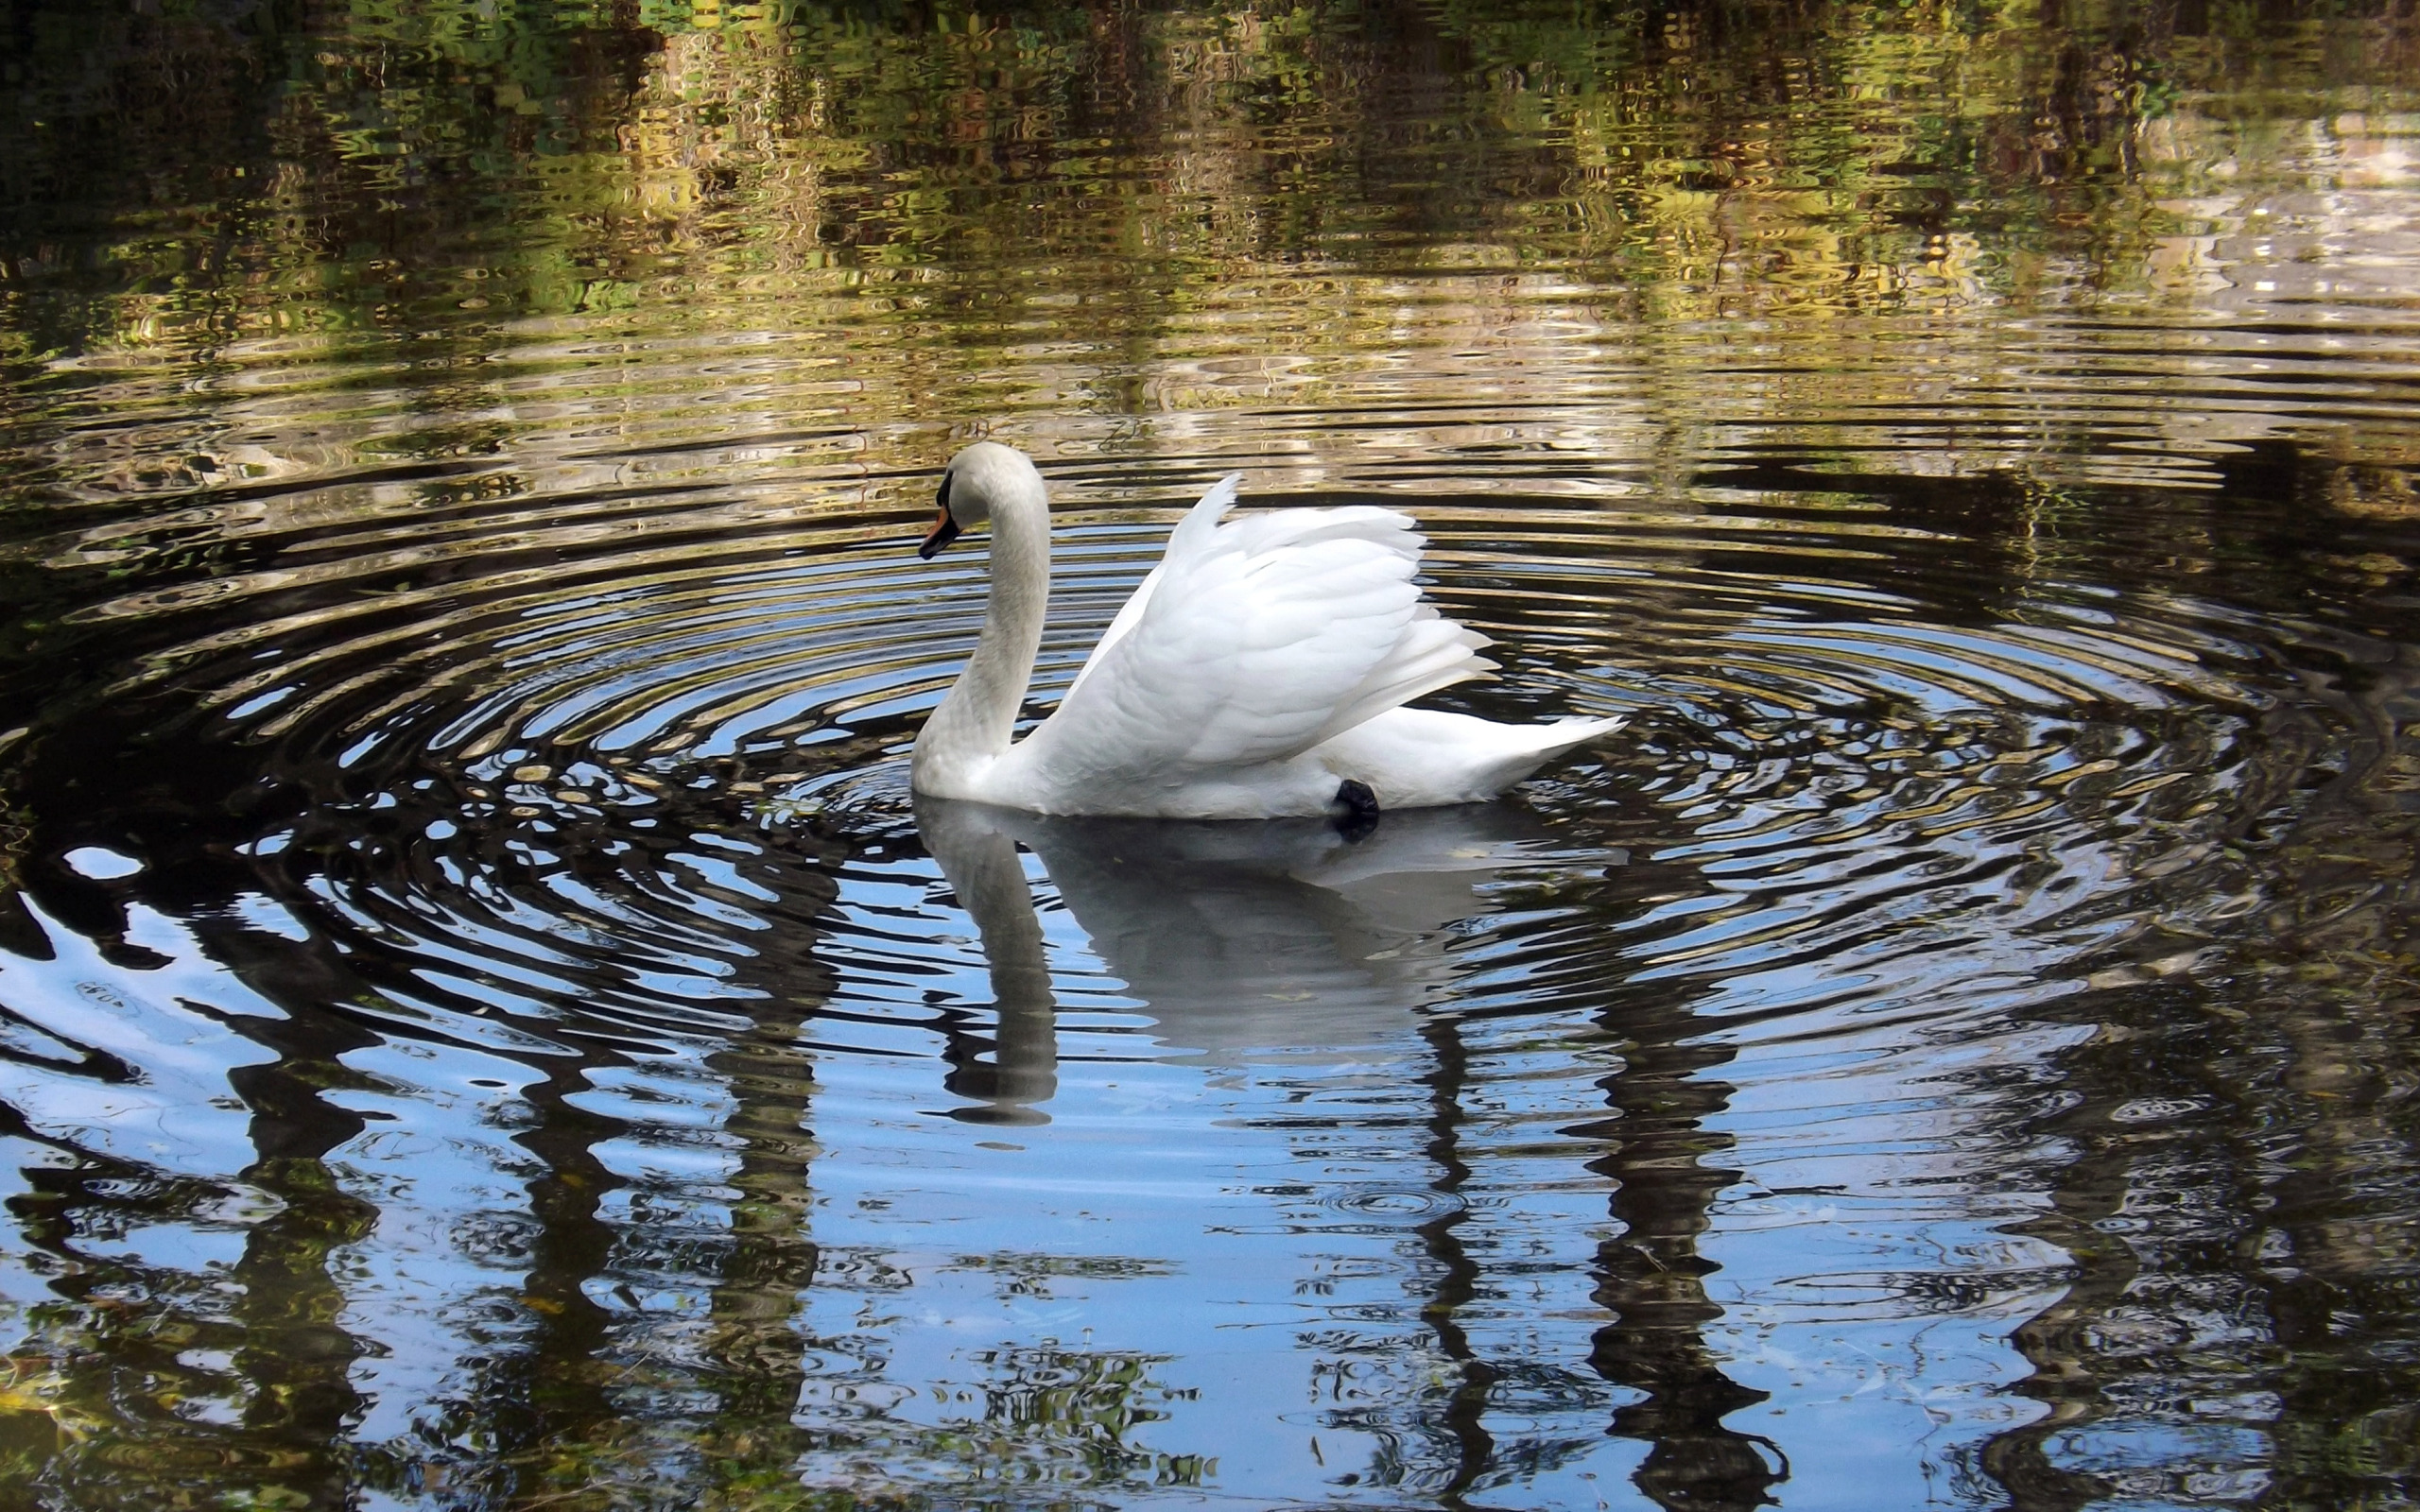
[5,2,2420,1508]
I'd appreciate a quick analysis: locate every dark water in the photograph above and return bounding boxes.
[4,2,2420,1507]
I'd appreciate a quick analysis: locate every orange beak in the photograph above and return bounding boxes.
[918,506,961,559]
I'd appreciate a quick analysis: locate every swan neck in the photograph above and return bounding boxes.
[914,483,1049,792]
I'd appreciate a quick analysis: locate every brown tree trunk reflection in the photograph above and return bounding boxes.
[690,1005,822,1472]
[1582,1006,1783,1511]
[1415,1011,1498,1507]
[224,1027,378,1510]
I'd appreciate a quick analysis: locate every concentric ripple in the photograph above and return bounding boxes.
[19,462,2296,1073]
[0,356,2391,1503]
[3,91,2418,1502]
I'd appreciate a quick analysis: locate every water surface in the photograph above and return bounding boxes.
[4,2,2420,1508]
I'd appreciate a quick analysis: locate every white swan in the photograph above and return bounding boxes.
[908,441,1624,819]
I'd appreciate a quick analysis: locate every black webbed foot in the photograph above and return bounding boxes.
[1330,779,1381,842]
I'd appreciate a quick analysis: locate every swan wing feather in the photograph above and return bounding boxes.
[1304,603,1495,748]
[1062,473,1240,702]
[1032,478,1452,780]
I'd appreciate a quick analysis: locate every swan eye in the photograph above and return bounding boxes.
[935,470,954,517]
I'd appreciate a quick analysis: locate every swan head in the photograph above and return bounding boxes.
[920,441,1046,559]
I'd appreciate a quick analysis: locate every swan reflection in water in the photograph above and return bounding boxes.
[913,794,1580,1124]
[913,796,1785,1509]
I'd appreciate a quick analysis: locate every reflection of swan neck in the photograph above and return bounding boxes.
[918,797,1059,1123]
[913,479,1049,796]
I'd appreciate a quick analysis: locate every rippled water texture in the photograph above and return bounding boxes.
[5,2,2420,1507]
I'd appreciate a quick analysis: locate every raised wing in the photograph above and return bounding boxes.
[1059,474,1238,704]
[1018,475,1490,789]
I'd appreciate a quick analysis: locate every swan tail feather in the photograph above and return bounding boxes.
[1525,713,1631,760]
[1318,708,1630,807]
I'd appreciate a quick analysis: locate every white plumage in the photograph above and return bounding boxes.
[908,441,1624,819]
